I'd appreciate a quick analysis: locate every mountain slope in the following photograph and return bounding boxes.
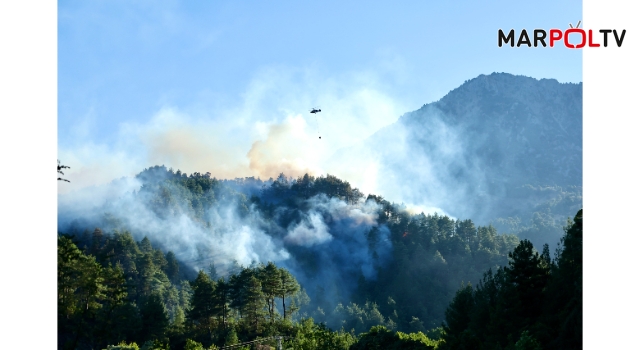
[331,73,582,245]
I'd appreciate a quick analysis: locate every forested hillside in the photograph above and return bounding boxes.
[330,73,582,250]
[59,229,309,349]
[58,166,581,349]
[58,71,583,350]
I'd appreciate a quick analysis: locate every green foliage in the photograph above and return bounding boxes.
[59,232,185,349]
[259,262,282,322]
[544,209,582,349]
[397,331,442,348]
[442,284,474,338]
[439,209,583,350]
[514,330,542,350]
[105,341,140,350]
[492,185,582,251]
[139,339,170,350]
[424,327,444,341]
[285,173,365,204]
[165,251,180,283]
[188,271,216,322]
[224,328,239,346]
[506,239,549,324]
[60,168,578,349]
[286,318,356,350]
[332,301,392,335]
[278,267,300,319]
[184,339,205,350]
[243,275,267,333]
[350,325,438,350]
[73,167,528,335]
[140,294,170,342]
[354,208,520,331]
[58,235,109,349]
[212,277,231,327]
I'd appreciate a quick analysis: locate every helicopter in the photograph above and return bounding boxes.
[309,107,322,139]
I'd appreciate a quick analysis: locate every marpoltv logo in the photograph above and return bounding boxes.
[498,21,626,48]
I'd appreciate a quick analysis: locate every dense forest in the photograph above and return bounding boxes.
[58,166,581,349]
[440,209,582,349]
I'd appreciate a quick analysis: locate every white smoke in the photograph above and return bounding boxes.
[285,212,332,247]
[58,172,392,295]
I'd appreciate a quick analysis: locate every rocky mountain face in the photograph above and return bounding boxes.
[332,73,582,246]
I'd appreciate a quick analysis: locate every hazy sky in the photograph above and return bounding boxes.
[58,0,582,193]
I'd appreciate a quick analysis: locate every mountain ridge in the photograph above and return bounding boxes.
[330,72,582,246]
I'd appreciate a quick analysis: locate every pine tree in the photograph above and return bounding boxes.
[95,263,129,347]
[140,293,169,342]
[188,271,216,320]
[506,240,549,325]
[137,254,158,298]
[224,328,239,346]
[212,277,231,328]
[165,251,180,283]
[153,250,168,272]
[545,209,582,348]
[139,237,153,253]
[59,236,85,320]
[243,275,267,333]
[277,267,300,319]
[58,235,107,349]
[188,271,216,338]
[259,262,281,322]
[441,283,478,349]
[229,267,254,319]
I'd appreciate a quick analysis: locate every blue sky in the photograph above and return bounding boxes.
[58,0,582,192]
